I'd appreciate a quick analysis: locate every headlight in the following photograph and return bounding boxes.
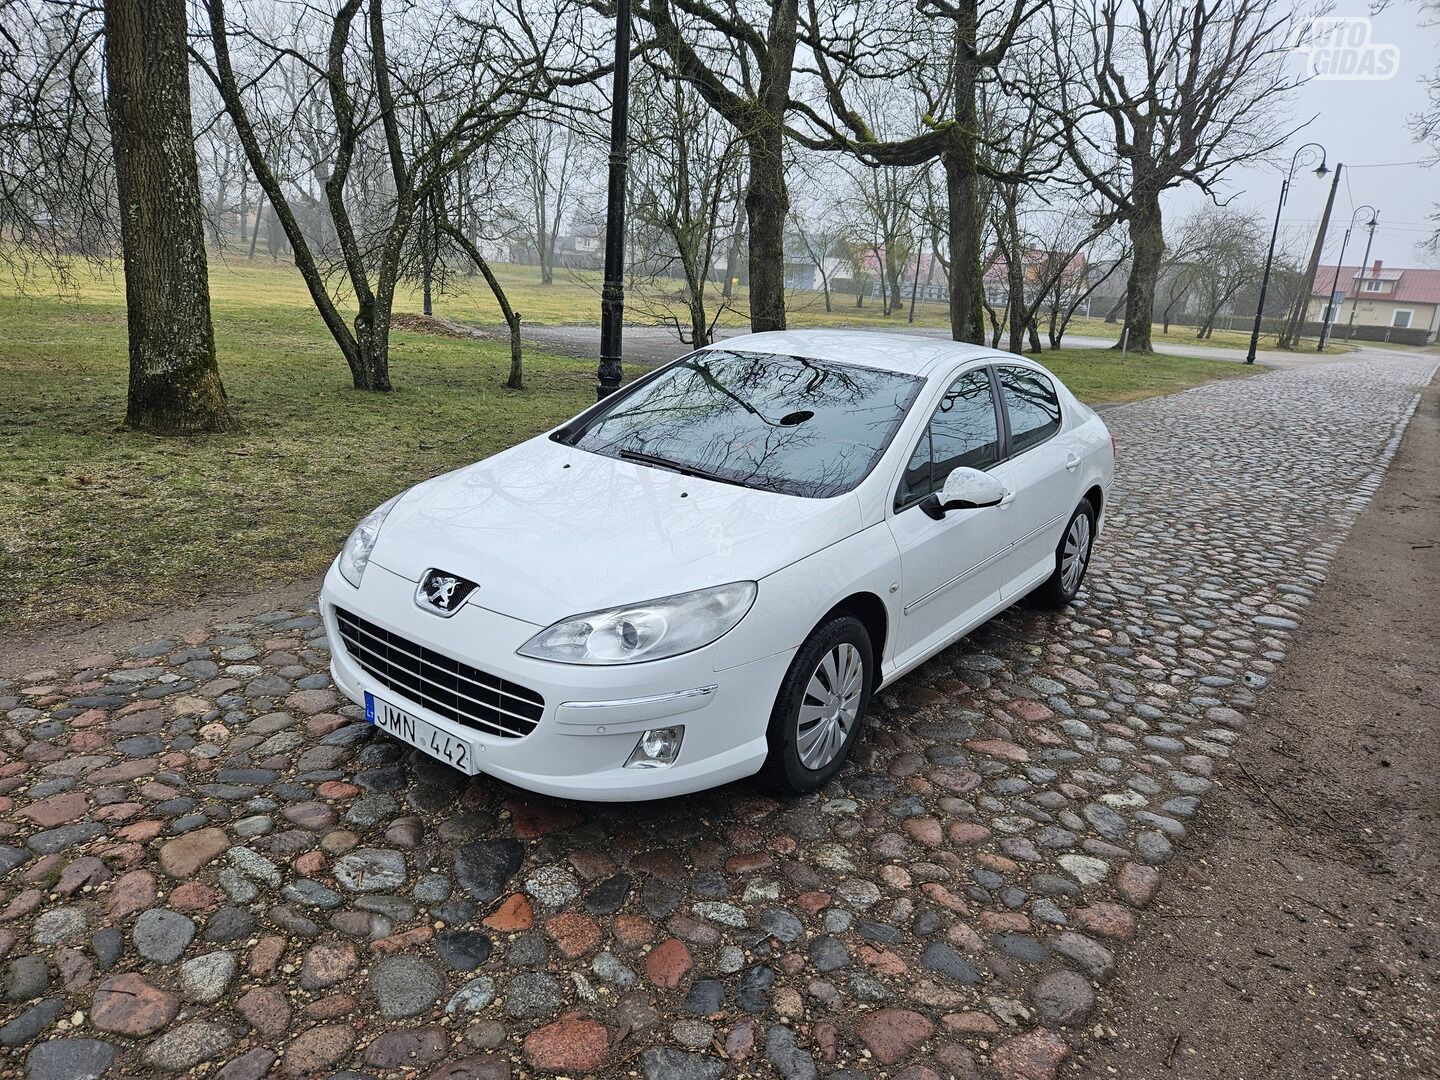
[337,495,400,588]
[518,581,757,665]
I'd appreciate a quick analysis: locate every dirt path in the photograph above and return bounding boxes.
[1075,383,1440,1078]
[0,578,323,679]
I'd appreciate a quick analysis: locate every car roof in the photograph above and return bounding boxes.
[701,330,1000,377]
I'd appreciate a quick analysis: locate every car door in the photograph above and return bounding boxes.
[989,365,1080,597]
[887,365,1015,666]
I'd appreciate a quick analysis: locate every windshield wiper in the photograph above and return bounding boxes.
[616,449,748,489]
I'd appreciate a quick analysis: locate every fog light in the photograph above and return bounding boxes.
[625,725,684,769]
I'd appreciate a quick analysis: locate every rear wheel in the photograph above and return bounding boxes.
[761,614,874,795]
[1031,498,1096,608]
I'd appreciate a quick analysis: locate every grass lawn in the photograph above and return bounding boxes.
[1,256,1255,637]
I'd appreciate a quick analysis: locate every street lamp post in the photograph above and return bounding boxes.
[1344,214,1379,342]
[596,0,631,400]
[1317,204,1377,351]
[1246,142,1329,364]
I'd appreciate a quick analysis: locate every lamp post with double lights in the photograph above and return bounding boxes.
[1317,205,1377,351]
[1246,142,1329,364]
[1344,210,1380,342]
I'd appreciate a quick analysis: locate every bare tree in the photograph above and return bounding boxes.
[1051,0,1306,353]
[789,194,846,313]
[840,158,923,318]
[798,0,1051,343]
[1154,217,1211,333]
[506,117,584,284]
[632,0,800,332]
[105,0,229,432]
[1188,206,1263,338]
[1046,232,1129,348]
[625,49,742,346]
[196,0,596,391]
[0,3,115,282]
[0,1,230,432]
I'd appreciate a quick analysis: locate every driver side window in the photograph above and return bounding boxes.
[895,368,1000,510]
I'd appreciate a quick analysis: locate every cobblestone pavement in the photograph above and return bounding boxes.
[2,355,1435,1080]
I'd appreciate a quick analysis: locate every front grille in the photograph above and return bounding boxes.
[334,607,544,739]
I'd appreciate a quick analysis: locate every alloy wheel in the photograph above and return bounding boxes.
[1061,512,1092,594]
[796,642,864,770]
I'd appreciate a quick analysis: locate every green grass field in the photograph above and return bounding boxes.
[1,255,1258,636]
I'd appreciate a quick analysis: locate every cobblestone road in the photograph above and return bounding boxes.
[2,355,1435,1080]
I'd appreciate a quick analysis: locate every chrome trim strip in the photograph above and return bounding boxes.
[903,511,1064,615]
[334,611,542,710]
[365,681,516,742]
[335,630,542,731]
[559,685,718,710]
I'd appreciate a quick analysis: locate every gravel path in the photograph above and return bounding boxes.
[1,354,1434,1079]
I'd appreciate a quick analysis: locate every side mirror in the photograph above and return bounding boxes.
[920,467,1008,519]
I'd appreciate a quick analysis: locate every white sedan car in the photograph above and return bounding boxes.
[320,331,1114,801]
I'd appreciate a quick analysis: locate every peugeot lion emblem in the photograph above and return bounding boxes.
[415,569,478,617]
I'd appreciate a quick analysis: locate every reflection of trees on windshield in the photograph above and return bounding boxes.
[569,351,922,498]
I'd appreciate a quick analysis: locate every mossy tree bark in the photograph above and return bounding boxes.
[1118,191,1163,353]
[104,0,230,434]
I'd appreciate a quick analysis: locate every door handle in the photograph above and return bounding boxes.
[1065,453,1081,472]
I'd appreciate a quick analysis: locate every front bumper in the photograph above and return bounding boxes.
[319,561,787,801]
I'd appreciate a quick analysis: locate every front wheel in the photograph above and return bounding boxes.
[761,614,874,795]
[1031,498,1096,609]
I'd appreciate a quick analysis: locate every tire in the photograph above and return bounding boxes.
[1030,498,1097,609]
[761,614,874,796]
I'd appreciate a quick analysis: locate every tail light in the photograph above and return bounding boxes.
[1110,433,1118,458]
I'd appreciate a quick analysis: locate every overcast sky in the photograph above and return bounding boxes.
[1166,0,1439,268]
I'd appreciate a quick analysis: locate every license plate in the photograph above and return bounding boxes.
[365,692,480,775]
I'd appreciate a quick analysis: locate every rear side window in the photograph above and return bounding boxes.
[895,369,1000,508]
[998,367,1061,454]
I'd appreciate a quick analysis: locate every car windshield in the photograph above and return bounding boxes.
[559,350,924,498]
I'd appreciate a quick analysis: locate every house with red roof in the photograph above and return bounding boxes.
[1308,260,1440,344]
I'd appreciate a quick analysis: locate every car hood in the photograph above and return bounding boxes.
[368,435,862,626]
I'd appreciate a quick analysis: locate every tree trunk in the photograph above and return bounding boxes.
[885,254,904,319]
[104,0,229,435]
[237,171,249,245]
[421,199,435,317]
[745,126,788,332]
[938,2,985,345]
[1118,192,1163,352]
[1004,199,1026,355]
[441,219,524,390]
[247,200,263,259]
[352,307,392,391]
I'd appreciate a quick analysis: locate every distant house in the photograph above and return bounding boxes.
[857,251,949,302]
[785,255,850,292]
[982,248,1089,309]
[1308,260,1440,343]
